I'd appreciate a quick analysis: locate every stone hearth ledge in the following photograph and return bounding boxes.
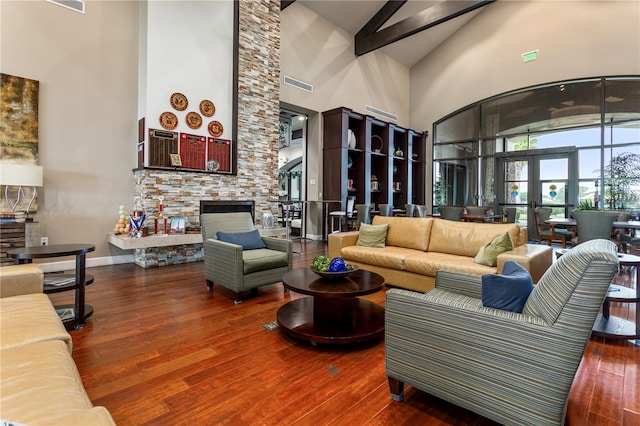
[107,227,288,268]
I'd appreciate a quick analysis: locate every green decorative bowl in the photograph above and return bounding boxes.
[310,265,359,279]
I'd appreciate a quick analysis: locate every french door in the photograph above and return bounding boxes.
[497,148,578,239]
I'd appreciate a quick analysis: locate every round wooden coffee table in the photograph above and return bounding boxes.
[277,268,385,344]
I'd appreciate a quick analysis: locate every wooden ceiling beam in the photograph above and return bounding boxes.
[355,0,495,57]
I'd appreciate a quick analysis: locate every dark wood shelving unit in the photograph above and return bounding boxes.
[322,107,425,214]
[0,222,25,266]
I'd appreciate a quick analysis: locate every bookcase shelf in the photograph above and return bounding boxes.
[322,107,425,215]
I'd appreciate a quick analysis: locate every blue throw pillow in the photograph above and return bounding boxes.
[481,261,533,313]
[216,230,266,250]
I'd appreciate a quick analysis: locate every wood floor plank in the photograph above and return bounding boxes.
[43,240,639,425]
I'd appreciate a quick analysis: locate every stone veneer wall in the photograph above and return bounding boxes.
[134,0,281,226]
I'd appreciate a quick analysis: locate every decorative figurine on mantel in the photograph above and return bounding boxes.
[129,209,146,238]
[154,196,168,235]
[113,205,131,235]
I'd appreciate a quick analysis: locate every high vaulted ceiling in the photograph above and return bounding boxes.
[285,0,494,68]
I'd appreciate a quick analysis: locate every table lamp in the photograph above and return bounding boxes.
[0,163,44,221]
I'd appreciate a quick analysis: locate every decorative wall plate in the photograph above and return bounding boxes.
[185,111,202,129]
[200,100,215,117]
[159,111,178,130]
[208,120,223,137]
[170,92,188,111]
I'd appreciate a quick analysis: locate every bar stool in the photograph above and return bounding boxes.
[329,196,356,233]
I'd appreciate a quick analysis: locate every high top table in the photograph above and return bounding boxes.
[592,253,640,343]
[8,244,95,330]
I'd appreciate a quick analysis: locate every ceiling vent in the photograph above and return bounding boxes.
[284,75,313,93]
[365,105,398,122]
[47,0,85,14]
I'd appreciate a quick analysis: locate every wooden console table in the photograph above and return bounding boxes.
[8,244,95,330]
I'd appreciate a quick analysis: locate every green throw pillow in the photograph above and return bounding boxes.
[356,223,389,248]
[474,232,513,266]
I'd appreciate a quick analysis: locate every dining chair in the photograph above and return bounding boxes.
[349,203,371,230]
[329,195,356,232]
[416,205,428,218]
[570,210,619,246]
[535,207,574,248]
[504,207,517,223]
[378,204,394,217]
[404,203,416,218]
[437,205,465,221]
[465,206,489,216]
[612,210,633,252]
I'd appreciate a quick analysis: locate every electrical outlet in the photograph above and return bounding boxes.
[40,237,48,246]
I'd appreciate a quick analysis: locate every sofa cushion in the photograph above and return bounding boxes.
[481,261,533,313]
[371,216,433,251]
[242,248,289,274]
[0,340,108,425]
[356,223,389,248]
[0,264,43,298]
[404,251,498,277]
[341,246,418,270]
[474,232,513,267]
[217,230,266,250]
[0,293,71,352]
[429,221,520,257]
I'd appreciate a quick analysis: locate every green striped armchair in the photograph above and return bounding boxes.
[201,212,292,304]
[385,239,619,426]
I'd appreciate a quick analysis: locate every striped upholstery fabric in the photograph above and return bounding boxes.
[200,213,292,302]
[385,239,618,426]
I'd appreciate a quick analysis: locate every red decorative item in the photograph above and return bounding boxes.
[179,133,207,170]
[207,138,232,173]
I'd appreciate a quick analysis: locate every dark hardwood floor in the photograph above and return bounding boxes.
[48,240,639,425]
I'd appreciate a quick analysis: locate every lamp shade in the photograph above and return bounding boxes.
[0,163,43,187]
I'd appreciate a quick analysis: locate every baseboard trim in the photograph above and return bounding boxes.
[39,255,134,273]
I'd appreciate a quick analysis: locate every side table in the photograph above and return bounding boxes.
[592,253,640,343]
[8,244,95,330]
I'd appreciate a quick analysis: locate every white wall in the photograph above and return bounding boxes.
[280,1,411,211]
[142,1,233,141]
[280,2,411,128]
[410,0,640,139]
[1,0,139,261]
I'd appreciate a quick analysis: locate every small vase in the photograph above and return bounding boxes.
[348,129,356,149]
[262,211,274,229]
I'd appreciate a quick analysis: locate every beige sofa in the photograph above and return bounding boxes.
[328,216,553,292]
[0,264,115,425]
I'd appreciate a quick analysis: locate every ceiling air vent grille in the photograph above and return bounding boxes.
[365,105,398,122]
[284,75,313,93]
[47,0,85,14]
